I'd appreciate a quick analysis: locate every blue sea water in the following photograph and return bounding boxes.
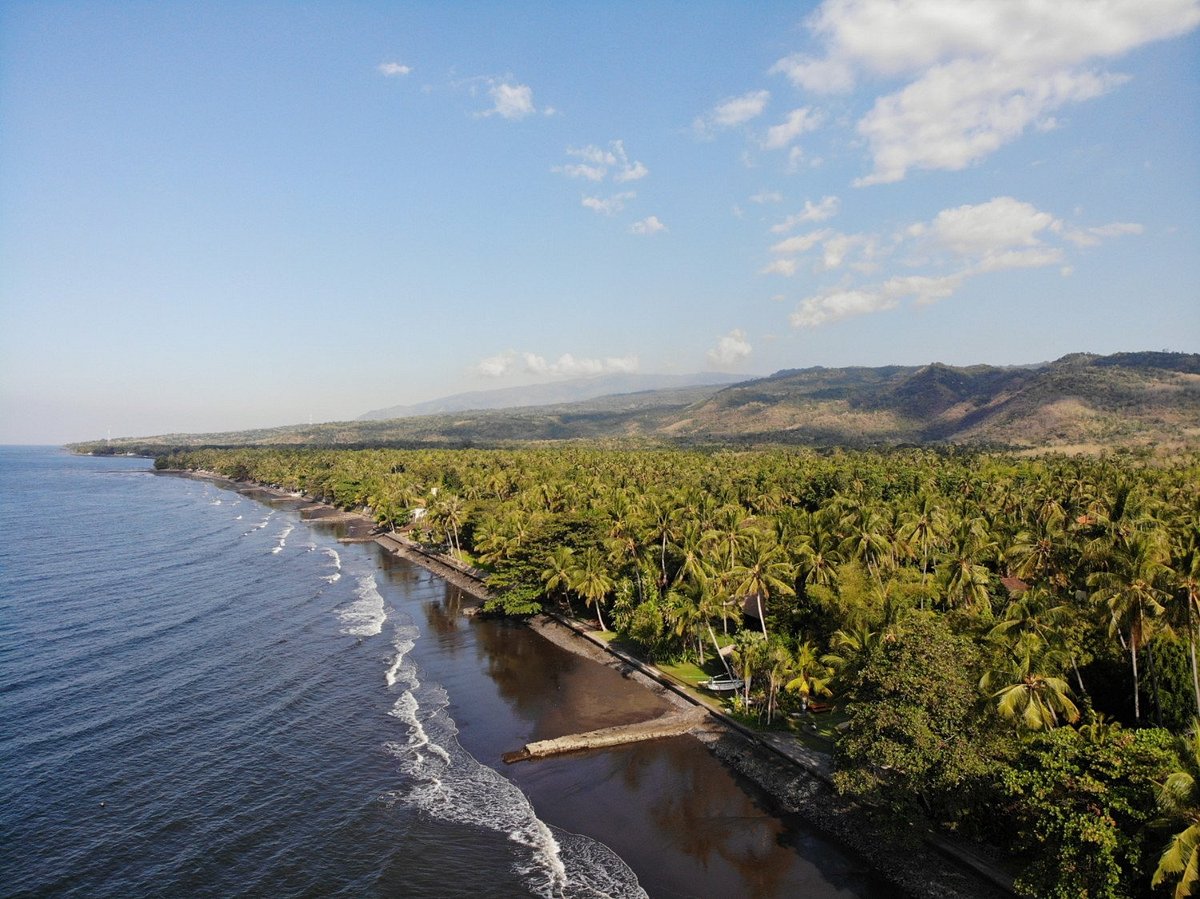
[0,447,886,898]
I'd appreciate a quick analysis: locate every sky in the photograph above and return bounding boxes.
[1,0,1198,444]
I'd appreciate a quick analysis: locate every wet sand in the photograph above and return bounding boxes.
[159,469,1009,897]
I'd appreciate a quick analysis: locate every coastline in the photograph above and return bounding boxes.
[157,467,1013,899]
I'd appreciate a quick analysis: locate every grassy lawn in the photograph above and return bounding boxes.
[656,659,710,685]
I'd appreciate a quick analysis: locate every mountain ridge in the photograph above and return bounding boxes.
[73,351,1200,453]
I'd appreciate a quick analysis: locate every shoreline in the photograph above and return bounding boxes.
[158,467,1012,899]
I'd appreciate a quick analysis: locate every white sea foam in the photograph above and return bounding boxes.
[337,574,386,636]
[322,547,342,583]
[382,649,645,899]
[271,523,295,555]
[235,515,243,521]
[243,511,274,536]
[386,624,419,687]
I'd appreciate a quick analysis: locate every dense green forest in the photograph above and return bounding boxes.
[155,444,1200,897]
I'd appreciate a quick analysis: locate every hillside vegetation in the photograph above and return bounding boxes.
[73,351,1200,454]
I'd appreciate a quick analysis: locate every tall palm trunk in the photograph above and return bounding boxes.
[1191,637,1200,718]
[1148,642,1163,727]
[1131,636,1141,722]
[755,593,768,638]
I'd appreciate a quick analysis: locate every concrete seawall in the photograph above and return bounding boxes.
[503,708,708,763]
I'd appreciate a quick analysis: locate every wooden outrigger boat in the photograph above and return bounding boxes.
[700,675,745,693]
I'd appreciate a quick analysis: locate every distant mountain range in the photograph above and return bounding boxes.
[357,373,745,420]
[76,352,1200,453]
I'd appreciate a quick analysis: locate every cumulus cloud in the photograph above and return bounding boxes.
[750,191,784,204]
[927,196,1059,259]
[785,195,1143,327]
[378,62,412,77]
[476,351,640,378]
[486,82,537,119]
[694,90,770,137]
[707,329,753,367]
[772,0,1200,183]
[630,216,667,235]
[581,192,636,215]
[770,196,840,233]
[762,107,823,150]
[791,289,899,328]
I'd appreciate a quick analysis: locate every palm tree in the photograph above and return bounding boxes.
[665,588,706,662]
[731,536,796,638]
[786,640,833,714]
[672,519,711,593]
[795,518,842,590]
[731,630,766,707]
[822,623,883,695]
[1167,526,1200,717]
[904,492,947,604]
[990,586,1088,694]
[540,546,576,608]
[1154,721,1200,899]
[980,636,1080,731]
[1090,532,1171,722]
[840,508,889,584]
[939,523,994,616]
[570,546,615,631]
[646,497,680,592]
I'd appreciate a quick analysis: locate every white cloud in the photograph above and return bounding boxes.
[781,195,1147,327]
[476,351,640,378]
[881,273,967,307]
[707,329,753,367]
[581,192,635,215]
[770,196,840,233]
[772,0,1200,184]
[763,107,823,150]
[790,272,963,327]
[555,141,648,183]
[378,62,412,77]
[1062,221,1145,247]
[750,191,784,204]
[629,216,667,235]
[791,289,898,328]
[929,197,1058,256]
[854,64,1124,185]
[770,229,833,255]
[694,90,770,136]
[819,233,859,270]
[476,353,513,377]
[484,82,537,120]
[614,161,649,182]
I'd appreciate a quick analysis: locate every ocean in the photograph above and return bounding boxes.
[0,446,886,897]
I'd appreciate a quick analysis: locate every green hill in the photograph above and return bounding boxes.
[73,352,1200,454]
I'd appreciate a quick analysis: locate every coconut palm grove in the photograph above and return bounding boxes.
[148,443,1200,898]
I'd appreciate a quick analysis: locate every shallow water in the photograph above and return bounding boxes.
[0,446,887,897]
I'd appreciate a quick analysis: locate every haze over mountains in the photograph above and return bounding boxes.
[358,373,744,420]
[78,352,1200,453]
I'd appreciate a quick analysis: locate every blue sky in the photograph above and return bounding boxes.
[2,1,1198,443]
